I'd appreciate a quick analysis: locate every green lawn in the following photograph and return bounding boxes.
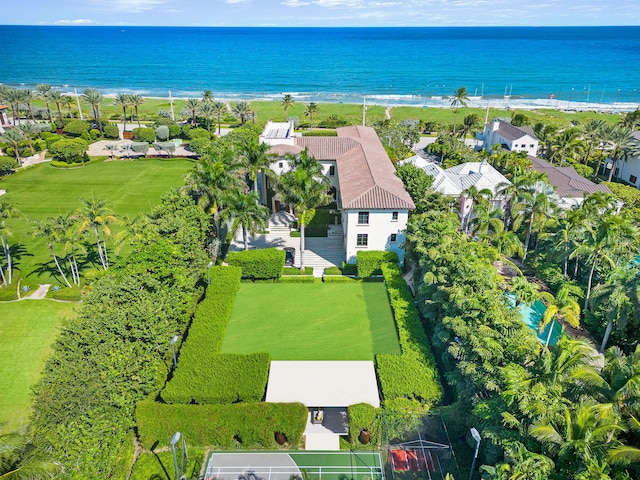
[0,300,77,431]
[221,282,400,360]
[0,158,193,284]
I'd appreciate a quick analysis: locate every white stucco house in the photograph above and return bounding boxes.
[603,131,640,190]
[477,119,539,156]
[261,122,415,264]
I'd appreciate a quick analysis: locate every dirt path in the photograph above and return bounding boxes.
[22,284,51,300]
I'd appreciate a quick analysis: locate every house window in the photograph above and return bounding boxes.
[357,234,368,247]
[329,165,335,176]
[392,211,398,221]
[529,144,534,148]
[278,162,283,168]
[390,234,397,242]
[357,211,369,225]
[631,175,638,184]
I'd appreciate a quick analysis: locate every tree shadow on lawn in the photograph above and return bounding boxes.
[27,247,103,285]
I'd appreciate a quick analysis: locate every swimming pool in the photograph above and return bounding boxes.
[505,293,563,346]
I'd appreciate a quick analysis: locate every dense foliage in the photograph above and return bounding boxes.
[226,248,285,280]
[29,191,210,479]
[48,138,88,163]
[356,250,399,277]
[347,403,382,447]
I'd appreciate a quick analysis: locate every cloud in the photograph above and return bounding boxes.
[281,0,311,6]
[52,19,99,25]
[315,0,365,6]
[226,0,250,3]
[88,0,171,13]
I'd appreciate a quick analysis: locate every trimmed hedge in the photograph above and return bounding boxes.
[277,276,316,283]
[227,248,285,280]
[281,266,313,276]
[62,119,90,136]
[347,403,381,447]
[323,276,359,283]
[136,400,308,449]
[162,353,270,404]
[133,127,156,143]
[323,266,342,275]
[375,263,442,407]
[357,250,399,278]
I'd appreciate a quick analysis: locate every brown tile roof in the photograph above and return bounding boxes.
[496,121,537,141]
[270,144,303,156]
[528,155,612,197]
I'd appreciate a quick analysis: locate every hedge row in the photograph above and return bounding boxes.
[323,276,359,283]
[281,266,314,276]
[278,276,316,283]
[357,250,399,278]
[376,263,442,406]
[136,400,308,449]
[162,266,270,404]
[227,248,285,280]
[347,403,381,447]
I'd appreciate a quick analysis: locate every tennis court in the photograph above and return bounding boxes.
[204,451,384,480]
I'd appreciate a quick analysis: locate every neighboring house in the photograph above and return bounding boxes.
[477,119,539,156]
[262,123,415,263]
[0,105,10,133]
[528,155,613,209]
[400,155,511,221]
[603,131,640,190]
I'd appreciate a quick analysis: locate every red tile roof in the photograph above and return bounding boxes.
[528,155,612,197]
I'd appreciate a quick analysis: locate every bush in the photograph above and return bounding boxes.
[290,231,300,238]
[302,130,338,137]
[169,124,182,139]
[0,156,17,175]
[281,266,313,276]
[162,353,270,404]
[342,262,358,276]
[133,127,156,143]
[323,276,359,283]
[187,127,210,140]
[136,400,308,450]
[131,142,150,155]
[357,251,399,278]
[34,139,46,152]
[48,138,88,164]
[187,136,212,155]
[375,263,442,407]
[277,276,316,283]
[103,124,120,139]
[155,125,170,141]
[89,128,100,140]
[347,403,381,446]
[227,249,285,280]
[62,119,91,136]
[323,266,342,275]
[34,123,53,133]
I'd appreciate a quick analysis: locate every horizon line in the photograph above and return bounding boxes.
[2,24,639,28]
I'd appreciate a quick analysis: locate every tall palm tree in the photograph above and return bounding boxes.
[185,98,200,126]
[238,136,276,198]
[35,83,53,121]
[128,94,145,128]
[82,88,103,134]
[450,86,469,134]
[549,127,585,166]
[602,125,639,182]
[49,89,66,127]
[3,87,23,125]
[0,431,62,479]
[0,128,25,165]
[304,102,319,129]
[114,93,131,135]
[232,101,252,126]
[220,191,269,250]
[75,197,117,270]
[581,119,607,165]
[20,89,37,121]
[539,284,582,348]
[281,94,295,117]
[460,185,493,234]
[198,101,215,133]
[31,217,72,288]
[519,181,557,263]
[458,113,480,139]
[0,200,21,286]
[57,212,85,286]
[62,95,75,120]
[509,275,539,307]
[19,123,37,155]
[211,101,228,136]
[201,90,214,103]
[275,153,332,271]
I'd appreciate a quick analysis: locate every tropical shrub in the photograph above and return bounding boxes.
[169,124,182,139]
[155,125,169,141]
[187,127,210,140]
[133,127,156,143]
[347,403,381,446]
[227,248,285,280]
[0,156,17,175]
[48,138,88,163]
[62,119,91,136]
[357,250,399,278]
[103,124,120,139]
[89,128,101,140]
[136,400,308,449]
[131,142,149,155]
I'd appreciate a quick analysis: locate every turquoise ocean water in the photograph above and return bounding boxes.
[1,25,639,106]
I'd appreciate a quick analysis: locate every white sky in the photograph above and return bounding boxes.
[3,0,640,26]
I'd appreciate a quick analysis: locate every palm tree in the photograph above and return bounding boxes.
[3,87,23,125]
[238,136,276,198]
[49,89,65,127]
[549,127,585,166]
[232,101,252,126]
[211,101,228,135]
[20,89,37,121]
[0,128,25,165]
[185,98,200,126]
[460,185,492,234]
[19,123,38,155]
[458,113,480,139]
[202,90,214,103]
[0,200,21,286]
[539,284,582,349]
[128,94,145,128]
[304,102,319,129]
[519,181,557,263]
[75,197,117,270]
[509,275,539,307]
[581,119,607,165]
[82,88,103,134]
[104,143,118,160]
[220,191,269,250]
[62,95,75,120]
[57,212,85,286]
[275,151,332,271]
[35,83,53,121]
[198,101,215,133]
[281,94,295,117]
[0,431,62,479]
[450,87,469,134]
[114,93,131,135]
[602,125,639,182]
[31,217,72,288]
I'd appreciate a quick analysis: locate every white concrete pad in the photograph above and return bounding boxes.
[304,433,341,451]
[265,361,380,408]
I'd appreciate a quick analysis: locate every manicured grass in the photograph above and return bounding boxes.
[221,282,400,360]
[0,300,76,431]
[0,158,193,284]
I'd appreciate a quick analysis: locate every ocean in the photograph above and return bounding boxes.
[1,25,640,109]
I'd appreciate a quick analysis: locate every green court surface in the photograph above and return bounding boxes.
[220,282,400,360]
[0,300,76,431]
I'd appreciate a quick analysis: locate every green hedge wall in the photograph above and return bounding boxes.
[376,263,442,407]
[162,353,270,404]
[357,251,399,278]
[278,276,316,283]
[136,400,308,449]
[323,276,360,283]
[227,249,285,280]
[281,266,314,276]
[347,403,381,447]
